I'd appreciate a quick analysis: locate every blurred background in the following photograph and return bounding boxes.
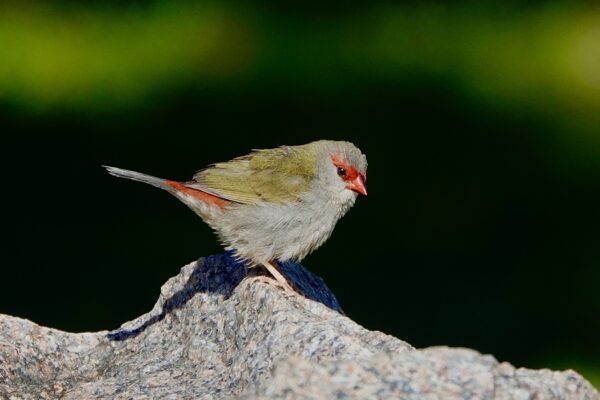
[0,0,598,388]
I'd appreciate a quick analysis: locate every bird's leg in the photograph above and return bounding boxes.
[260,260,295,293]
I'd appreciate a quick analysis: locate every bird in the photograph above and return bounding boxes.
[104,140,367,292]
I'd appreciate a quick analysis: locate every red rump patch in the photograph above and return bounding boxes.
[166,180,229,210]
[331,154,360,181]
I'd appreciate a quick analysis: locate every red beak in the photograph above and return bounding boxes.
[346,175,367,196]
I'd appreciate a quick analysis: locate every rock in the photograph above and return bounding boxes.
[0,253,597,399]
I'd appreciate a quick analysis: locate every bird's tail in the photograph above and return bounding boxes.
[104,165,228,210]
[103,166,171,191]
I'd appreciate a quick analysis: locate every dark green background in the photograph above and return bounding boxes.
[0,0,598,387]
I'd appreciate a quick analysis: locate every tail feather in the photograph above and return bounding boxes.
[104,165,229,210]
[103,166,169,190]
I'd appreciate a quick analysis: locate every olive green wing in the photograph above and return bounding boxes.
[188,145,317,205]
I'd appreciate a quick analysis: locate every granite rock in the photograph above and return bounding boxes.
[0,253,597,399]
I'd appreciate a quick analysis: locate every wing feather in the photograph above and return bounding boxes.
[187,145,317,205]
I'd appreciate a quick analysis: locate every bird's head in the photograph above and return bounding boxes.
[312,140,368,204]
[331,154,367,196]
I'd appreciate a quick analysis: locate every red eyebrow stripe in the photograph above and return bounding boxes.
[166,180,229,210]
[331,154,359,181]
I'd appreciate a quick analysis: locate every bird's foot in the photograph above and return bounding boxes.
[249,276,295,293]
[260,261,297,293]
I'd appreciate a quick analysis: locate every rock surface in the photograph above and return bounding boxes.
[0,253,597,399]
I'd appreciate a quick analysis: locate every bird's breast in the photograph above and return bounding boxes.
[212,195,352,264]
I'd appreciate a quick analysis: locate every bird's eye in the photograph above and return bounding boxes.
[337,166,347,178]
